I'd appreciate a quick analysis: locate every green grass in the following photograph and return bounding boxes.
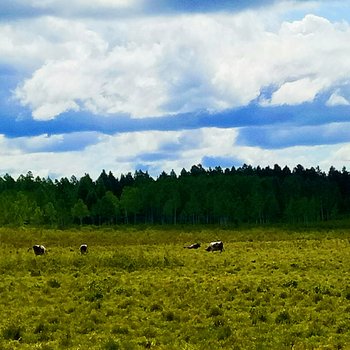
[1,226,350,349]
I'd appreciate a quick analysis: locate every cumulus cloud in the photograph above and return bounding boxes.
[5,9,350,121]
[0,17,107,70]
[2,1,350,181]
[269,77,329,105]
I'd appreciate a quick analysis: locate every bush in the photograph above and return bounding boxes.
[2,324,23,340]
[283,280,298,288]
[163,310,177,322]
[217,325,232,340]
[275,310,291,324]
[209,306,223,317]
[103,338,121,350]
[150,303,163,312]
[47,278,61,288]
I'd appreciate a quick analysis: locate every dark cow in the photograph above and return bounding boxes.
[184,243,201,249]
[206,241,224,252]
[32,244,46,255]
[80,244,88,254]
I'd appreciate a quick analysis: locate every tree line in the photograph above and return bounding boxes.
[0,163,349,227]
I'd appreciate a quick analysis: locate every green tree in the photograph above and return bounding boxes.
[31,207,44,226]
[99,191,120,224]
[120,187,141,223]
[43,202,58,226]
[71,199,90,226]
[0,192,14,224]
[77,174,95,205]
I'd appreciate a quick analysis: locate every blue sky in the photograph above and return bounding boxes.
[1,0,350,179]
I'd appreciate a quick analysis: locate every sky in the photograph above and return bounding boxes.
[1,0,350,180]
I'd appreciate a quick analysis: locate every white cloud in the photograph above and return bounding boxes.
[0,135,22,155]
[331,144,350,165]
[2,6,350,120]
[0,128,236,178]
[269,77,328,105]
[326,91,350,106]
[13,134,65,152]
[0,17,107,70]
[0,127,348,179]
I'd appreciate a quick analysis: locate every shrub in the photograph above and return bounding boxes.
[2,324,23,340]
[336,321,350,334]
[59,331,72,347]
[250,308,268,325]
[163,310,176,321]
[112,325,130,335]
[314,284,331,295]
[103,338,121,350]
[280,291,288,299]
[30,269,41,276]
[47,278,61,288]
[208,306,223,317]
[217,325,232,341]
[283,280,298,288]
[34,322,46,334]
[150,303,163,312]
[275,310,291,324]
[344,288,350,300]
[307,322,325,338]
[85,280,104,301]
[41,345,54,350]
[34,322,51,341]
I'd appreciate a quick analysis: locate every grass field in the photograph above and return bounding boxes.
[1,226,350,349]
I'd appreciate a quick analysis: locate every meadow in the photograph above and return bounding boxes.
[1,226,350,349]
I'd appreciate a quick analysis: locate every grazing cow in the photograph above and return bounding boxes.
[184,243,201,249]
[80,244,88,254]
[206,241,224,253]
[32,244,46,256]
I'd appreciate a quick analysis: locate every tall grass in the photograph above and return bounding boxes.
[1,226,350,349]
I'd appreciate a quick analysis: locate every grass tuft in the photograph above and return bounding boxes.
[275,310,291,324]
[2,324,23,341]
[103,338,122,350]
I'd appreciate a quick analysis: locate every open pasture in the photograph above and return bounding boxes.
[1,226,350,349]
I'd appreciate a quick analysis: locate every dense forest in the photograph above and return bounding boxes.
[0,164,349,227]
